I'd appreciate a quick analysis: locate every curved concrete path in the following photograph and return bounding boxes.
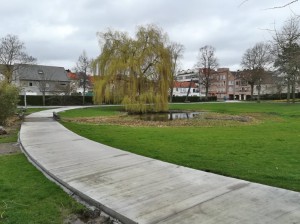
[20,107,300,224]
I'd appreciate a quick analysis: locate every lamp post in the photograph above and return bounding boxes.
[24,90,27,109]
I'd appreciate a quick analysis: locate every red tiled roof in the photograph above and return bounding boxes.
[174,81,197,88]
[67,72,78,80]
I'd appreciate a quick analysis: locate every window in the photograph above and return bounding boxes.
[29,82,33,86]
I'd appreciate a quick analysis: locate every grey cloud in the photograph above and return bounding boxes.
[0,0,299,70]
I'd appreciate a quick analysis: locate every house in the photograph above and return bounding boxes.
[176,69,199,82]
[173,81,199,97]
[175,69,206,97]
[208,68,251,100]
[175,67,292,100]
[13,64,71,95]
[66,70,94,95]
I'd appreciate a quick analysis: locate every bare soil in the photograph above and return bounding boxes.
[64,210,120,224]
[0,142,21,155]
[64,112,257,128]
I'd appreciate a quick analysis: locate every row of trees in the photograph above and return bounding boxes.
[241,16,300,103]
[196,16,300,103]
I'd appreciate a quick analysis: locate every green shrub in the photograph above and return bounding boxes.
[0,82,19,125]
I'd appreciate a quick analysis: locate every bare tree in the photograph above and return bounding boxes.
[36,70,53,106]
[0,34,36,83]
[196,45,218,98]
[239,0,299,9]
[264,0,299,10]
[168,42,184,102]
[241,42,272,102]
[273,16,300,103]
[75,50,91,105]
[273,74,287,99]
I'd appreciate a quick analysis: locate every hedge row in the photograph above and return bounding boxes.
[171,96,217,102]
[19,93,296,106]
[18,95,94,106]
[251,93,300,101]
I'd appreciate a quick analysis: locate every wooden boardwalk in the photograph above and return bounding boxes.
[19,107,300,224]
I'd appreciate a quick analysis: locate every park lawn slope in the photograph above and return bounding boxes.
[61,103,300,192]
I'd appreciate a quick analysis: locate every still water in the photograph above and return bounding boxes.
[137,112,200,121]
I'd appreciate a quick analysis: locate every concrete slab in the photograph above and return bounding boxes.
[19,107,300,224]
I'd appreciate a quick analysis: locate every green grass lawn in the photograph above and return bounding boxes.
[0,154,84,224]
[60,103,300,192]
[59,105,124,118]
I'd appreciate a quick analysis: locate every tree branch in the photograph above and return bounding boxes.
[264,0,298,10]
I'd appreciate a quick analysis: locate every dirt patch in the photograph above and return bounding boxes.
[64,209,121,224]
[0,143,21,155]
[64,112,258,128]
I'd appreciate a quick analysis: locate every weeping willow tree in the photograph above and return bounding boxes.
[93,25,173,113]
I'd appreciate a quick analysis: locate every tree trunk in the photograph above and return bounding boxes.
[185,79,193,102]
[83,72,87,105]
[287,78,291,103]
[42,92,45,106]
[205,84,209,100]
[292,80,295,103]
[250,84,254,101]
[83,83,86,105]
[257,85,261,103]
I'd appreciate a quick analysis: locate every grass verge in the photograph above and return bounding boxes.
[0,154,84,224]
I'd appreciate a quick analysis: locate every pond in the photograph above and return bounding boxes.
[136,111,201,121]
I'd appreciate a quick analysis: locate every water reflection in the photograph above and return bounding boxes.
[137,112,200,121]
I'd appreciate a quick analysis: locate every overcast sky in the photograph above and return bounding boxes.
[0,0,299,71]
